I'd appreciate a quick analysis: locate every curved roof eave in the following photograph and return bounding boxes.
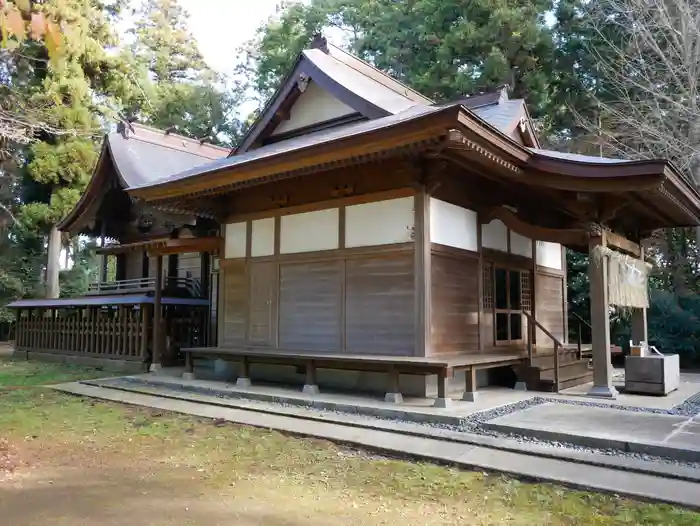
[57,140,114,233]
[129,104,464,202]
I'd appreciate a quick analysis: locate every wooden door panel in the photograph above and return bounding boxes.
[248,261,277,346]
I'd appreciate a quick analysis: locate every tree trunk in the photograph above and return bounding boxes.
[46,224,61,299]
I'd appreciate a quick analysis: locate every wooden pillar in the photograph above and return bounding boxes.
[150,255,163,373]
[236,356,251,388]
[140,304,150,362]
[587,229,618,398]
[100,222,108,284]
[631,246,649,345]
[200,252,211,346]
[384,365,403,404]
[433,367,452,408]
[14,309,21,348]
[561,244,569,344]
[46,225,61,299]
[462,366,478,402]
[530,239,539,352]
[302,360,320,395]
[413,186,431,357]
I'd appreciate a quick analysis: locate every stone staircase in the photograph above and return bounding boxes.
[517,345,593,392]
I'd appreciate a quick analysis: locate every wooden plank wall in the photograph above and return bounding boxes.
[345,254,414,355]
[221,261,247,345]
[279,261,342,351]
[219,251,415,355]
[429,250,480,354]
[535,271,565,344]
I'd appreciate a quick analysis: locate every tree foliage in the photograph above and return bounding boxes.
[0,0,244,314]
[242,0,594,136]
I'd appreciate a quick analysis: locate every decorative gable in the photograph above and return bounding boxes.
[271,80,357,137]
[233,35,429,155]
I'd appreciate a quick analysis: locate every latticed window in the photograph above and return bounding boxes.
[521,272,532,312]
[483,262,493,310]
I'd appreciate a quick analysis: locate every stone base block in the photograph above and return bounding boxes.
[461,391,479,402]
[513,381,528,392]
[587,385,619,399]
[384,392,404,404]
[181,372,196,381]
[432,397,453,408]
[302,384,320,396]
[235,377,252,389]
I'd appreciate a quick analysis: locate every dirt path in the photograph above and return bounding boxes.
[0,435,479,526]
[0,456,468,526]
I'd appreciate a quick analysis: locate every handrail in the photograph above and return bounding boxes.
[522,310,563,392]
[571,312,591,361]
[571,312,592,329]
[88,276,203,298]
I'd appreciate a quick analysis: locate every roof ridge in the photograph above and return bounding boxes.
[325,41,433,104]
[127,123,230,154]
[114,125,229,160]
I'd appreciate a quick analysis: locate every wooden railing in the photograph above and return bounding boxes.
[523,310,564,392]
[571,312,592,361]
[15,305,150,361]
[87,277,202,298]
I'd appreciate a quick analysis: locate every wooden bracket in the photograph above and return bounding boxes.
[270,195,289,207]
[331,183,355,198]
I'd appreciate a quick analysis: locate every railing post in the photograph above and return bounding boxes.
[526,315,533,366]
[577,323,582,361]
[554,342,560,393]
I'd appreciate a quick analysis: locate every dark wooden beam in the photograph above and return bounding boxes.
[605,230,641,258]
[481,205,587,246]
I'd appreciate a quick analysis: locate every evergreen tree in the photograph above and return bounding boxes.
[129,0,244,146]
[243,0,587,136]
[1,0,139,302]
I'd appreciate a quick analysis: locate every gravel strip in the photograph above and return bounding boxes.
[91,376,700,470]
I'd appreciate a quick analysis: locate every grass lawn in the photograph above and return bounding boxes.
[0,357,699,525]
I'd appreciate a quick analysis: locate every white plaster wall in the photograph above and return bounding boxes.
[429,198,478,252]
[345,197,415,248]
[537,241,563,270]
[272,82,355,135]
[224,222,247,259]
[482,219,508,252]
[510,231,532,258]
[280,208,339,254]
[251,217,275,257]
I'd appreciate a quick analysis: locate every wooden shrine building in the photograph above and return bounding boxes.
[9,123,228,372]
[9,36,700,403]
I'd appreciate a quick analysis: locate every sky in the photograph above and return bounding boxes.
[176,0,296,75]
